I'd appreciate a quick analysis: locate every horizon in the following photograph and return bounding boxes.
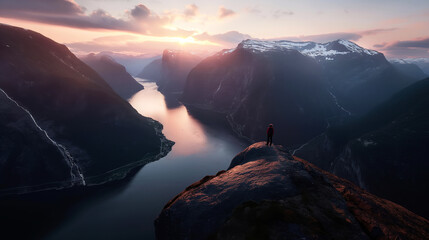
[1,0,429,58]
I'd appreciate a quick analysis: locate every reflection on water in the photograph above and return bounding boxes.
[46,78,246,240]
[130,82,207,155]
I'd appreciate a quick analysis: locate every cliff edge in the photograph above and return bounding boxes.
[155,142,429,240]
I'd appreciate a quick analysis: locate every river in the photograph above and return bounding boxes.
[44,79,247,240]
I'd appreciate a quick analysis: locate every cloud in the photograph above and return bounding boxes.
[373,42,387,48]
[218,6,235,19]
[273,10,294,18]
[184,4,199,19]
[0,0,193,37]
[66,38,221,56]
[360,28,398,36]
[245,6,262,14]
[0,0,84,14]
[130,4,151,19]
[374,37,429,58]
[194,31,251,46]
[389,38,429,48]
[267,32,362,43]
[267,28,396,43]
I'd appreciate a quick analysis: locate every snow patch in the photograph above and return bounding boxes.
[234,39,379,59]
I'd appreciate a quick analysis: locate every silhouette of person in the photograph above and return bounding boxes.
[266,124,274,146]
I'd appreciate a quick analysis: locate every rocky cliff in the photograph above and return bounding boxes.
[155,142,429,240]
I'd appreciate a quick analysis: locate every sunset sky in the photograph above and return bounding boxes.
[1,0,429,58]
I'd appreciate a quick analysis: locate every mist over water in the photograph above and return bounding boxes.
[45,78,246,240]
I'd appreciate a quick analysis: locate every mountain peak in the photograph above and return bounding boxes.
[230,38,380,60]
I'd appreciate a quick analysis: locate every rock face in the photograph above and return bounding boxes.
[295,77,429,218]
[155,142,429,240]
[80,53,143,99]
[138,50,201,94]
[0,89,73,193]
[182,39,416,147]
[0,24,173,194]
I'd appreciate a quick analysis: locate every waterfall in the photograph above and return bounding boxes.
[0,88,86,186]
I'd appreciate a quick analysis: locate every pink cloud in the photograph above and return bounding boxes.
[218,6,235,19]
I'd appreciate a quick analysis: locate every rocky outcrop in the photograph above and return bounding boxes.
[295,77,429,218]
[138,50,201,94]
[80,53,143,99]
[155,142,429,240]
[0,24,173,194]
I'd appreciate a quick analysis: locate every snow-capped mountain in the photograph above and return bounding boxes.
[182,39,417,147]
[223,39,379,60]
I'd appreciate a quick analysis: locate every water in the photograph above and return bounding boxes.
[45,79,246,240]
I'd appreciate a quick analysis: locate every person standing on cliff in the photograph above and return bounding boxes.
[266,124,274,146]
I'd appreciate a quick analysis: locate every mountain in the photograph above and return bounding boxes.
[138,50,201,94]
[295,77,429,218]
[0,24,173,194]
[97,51,160,76]
[389,59,427,80]
[155,142,429,240]
[391,58,429,75]
[80,53,143,99]
[182,39,416,147]
[137,58,162,81]
[0,89,75,193]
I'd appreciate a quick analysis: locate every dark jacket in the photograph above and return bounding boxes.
[267,126,274,137]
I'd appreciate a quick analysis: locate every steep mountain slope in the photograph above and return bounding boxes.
[295,77,429,218]
[390,59,427,80]
[81,53,143,99]
[182,39,416,147]
[0,24,173,193]
[137,58,162,81]
[155,143,429,240]
[391,58,429,75]
[138,50,201,94]
[0,89,75,193]
[97,51,160,76]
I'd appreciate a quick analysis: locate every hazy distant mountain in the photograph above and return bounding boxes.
[137,58,162,81]
[156,142,429,240]
[182,39,416,147]
[98,51,161,76]
[81,53,143,99]
[0,24,173,194]
[138,50,201,94]
[295,77,429,218]
[390,58,429,77]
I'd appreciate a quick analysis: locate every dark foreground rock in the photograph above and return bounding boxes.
[155,142,429,240]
